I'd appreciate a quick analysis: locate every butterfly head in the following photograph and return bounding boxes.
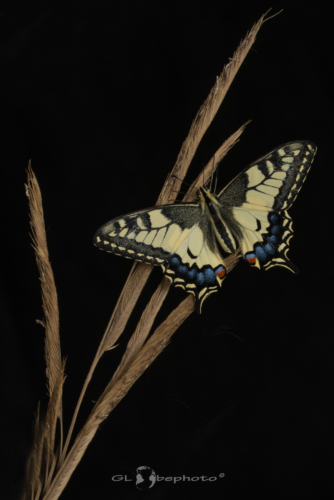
[198,187,220,214]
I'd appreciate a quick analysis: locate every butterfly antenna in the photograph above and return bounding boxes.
[170,174,196,191]
[213,161,219,194]
[202,173,211,187]
[209,156,216,192]
[171,189,197,198]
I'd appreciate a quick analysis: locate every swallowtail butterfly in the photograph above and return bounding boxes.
[94,141,316,313]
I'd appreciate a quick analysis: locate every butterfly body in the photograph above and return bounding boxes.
[94,141,316,312]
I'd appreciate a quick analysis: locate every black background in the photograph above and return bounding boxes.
[1,1,333,499]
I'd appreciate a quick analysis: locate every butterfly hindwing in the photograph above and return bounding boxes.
[94,204,226,312]
[218,141,316,272]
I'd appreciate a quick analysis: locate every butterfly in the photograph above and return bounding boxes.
[94,141,316,313]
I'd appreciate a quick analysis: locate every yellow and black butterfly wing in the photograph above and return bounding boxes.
[218,141,316,272]
[94,204,226,312]
[94,141,316,309]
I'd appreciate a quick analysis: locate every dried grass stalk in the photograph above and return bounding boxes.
[158,12,268,206]
[109,277,171,384]
[26,163,62,398]
[23,11,274,500]
[23,165,66,500]
[99,10,267,357]
[43,292,196,500]
[183,120,251,201]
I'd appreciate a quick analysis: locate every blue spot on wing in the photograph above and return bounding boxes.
[187,268,197,280]
[171,257,180,267]
[255,245,268,262]
[177,265,187,275]
[271,225,280,236]
[197,272,205,286]
[264,243,276,255]
[204,268,216,285]
[246,252,256,260]
[270,213,279,223]
[267,235,278,244]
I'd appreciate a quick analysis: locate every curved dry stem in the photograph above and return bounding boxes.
[26,163,62,398]
[159,12,268,206]
[108,277,171,388]
[43,294,195,500]
[23,165,65,500]
[59,261,153,464]
[183,120,251,201]
[44,250,241,500]
[24,11,274,500]
[57,20,259,462]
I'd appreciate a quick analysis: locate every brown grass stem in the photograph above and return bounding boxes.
[23,166,66,500]
[22,11,274,500]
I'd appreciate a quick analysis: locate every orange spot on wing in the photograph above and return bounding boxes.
[247,256,257,264]
[217,269,226,278]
